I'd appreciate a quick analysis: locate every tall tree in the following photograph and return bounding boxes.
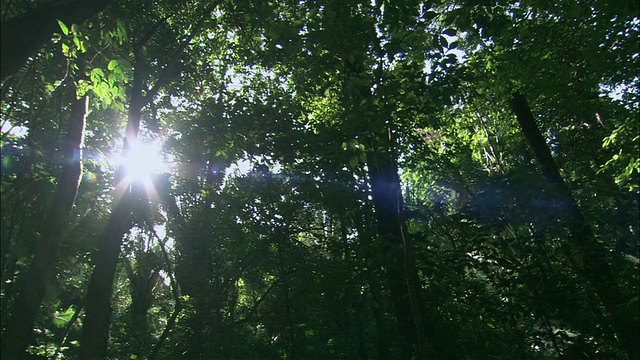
[510,91,639,360]
[1,88,87,359]
[78,2,220,357]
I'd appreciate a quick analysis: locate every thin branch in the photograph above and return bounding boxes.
[232,268,301,326]
[146,220,183,360]
[54,303,84,358]
[146,221,181,303]
[142,0,222,107]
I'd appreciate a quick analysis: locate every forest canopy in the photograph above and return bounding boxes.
[1,0,638,359]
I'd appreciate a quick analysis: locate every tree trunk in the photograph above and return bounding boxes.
[148,303,182,360]
[359,212,392,359]
[0,94,87,359]
[77,187,136,359]
[77,47,148,356]
[510,91,639,360]
[365,144,429,359]
[341,48,433,357]
[276,228,297,359]
[0,0,113,81]
[149,228,182,360]
[78,95,145,360]
[78,5,220,352]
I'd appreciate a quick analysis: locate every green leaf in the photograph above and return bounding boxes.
[406,90,415,100]
[440,36,448,47]
[57,19,69,36]
[443,28,457,36]
[424,11,437,20]
[108,60,119,71]
[73,36,81,50]
[54,306,75,328]
[348,156,359,169]
[91,68,105,80]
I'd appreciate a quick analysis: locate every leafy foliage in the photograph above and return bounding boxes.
[1,0,638,359]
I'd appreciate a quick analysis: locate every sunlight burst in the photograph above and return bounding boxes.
[120,141,166,188]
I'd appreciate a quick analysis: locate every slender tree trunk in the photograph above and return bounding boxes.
[78,2,220,349]
[341,49,432,357]
[342,48,434,357]
[77,8,222,352]
[365,144,429,360]
[154,176,209,359]
[149,303,182,360]
[276,228,297,359]
[80,3,221,352]
[77,35,154,355]
[0,0,113,81]
[123,252,160,357]
[77,187,136,359]
[0,94,87,359]
[78,73,144,358]
[149,228,182,360]
[359,212,391,359]
[510,91,639,360]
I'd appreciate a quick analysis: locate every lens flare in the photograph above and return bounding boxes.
[120,141,166,189]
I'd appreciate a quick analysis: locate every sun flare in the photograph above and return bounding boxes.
[120,141,166,188]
